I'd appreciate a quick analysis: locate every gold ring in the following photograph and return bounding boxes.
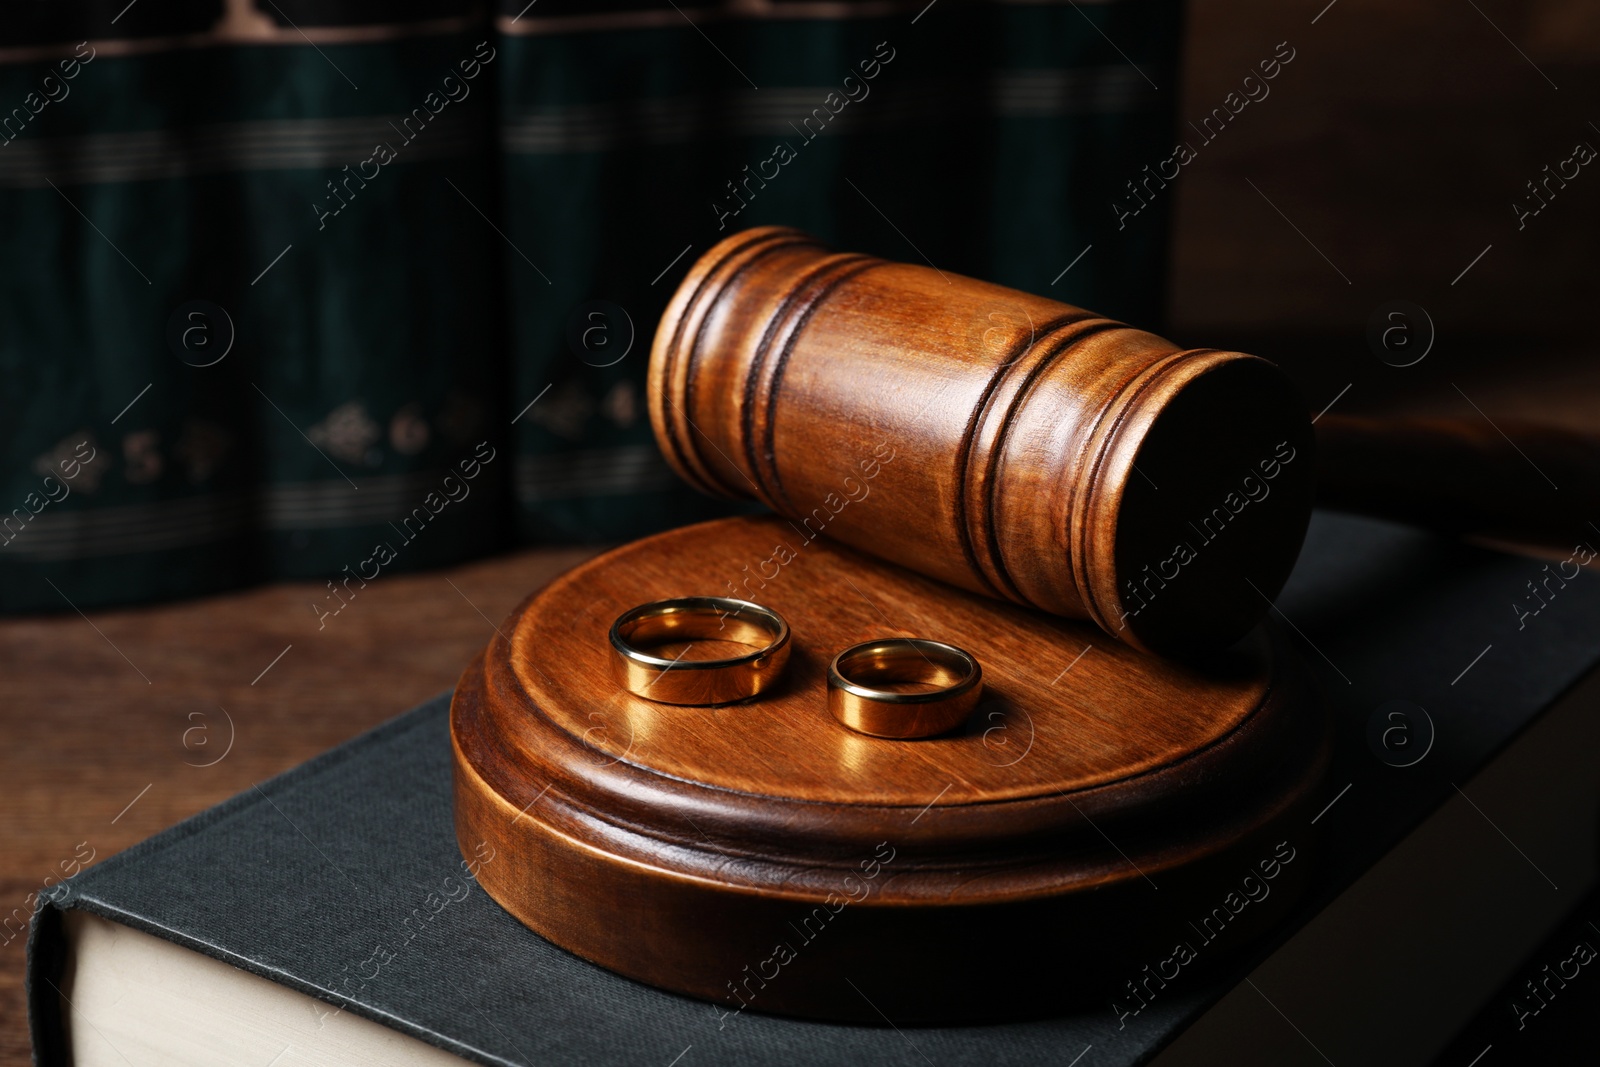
[828,639,983,739]
[610,597,791,706]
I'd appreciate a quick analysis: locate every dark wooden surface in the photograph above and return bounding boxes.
[651,227,1316,656]
[0,545,597,1061]
[453,515,1325,1021]
[1317,414,1600,547]
[1168,0,1600,345]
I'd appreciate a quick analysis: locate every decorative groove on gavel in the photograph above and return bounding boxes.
[649,227,1316,656]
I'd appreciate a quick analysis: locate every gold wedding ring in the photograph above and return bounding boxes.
[828,639,983,739]
[610,597,791,706]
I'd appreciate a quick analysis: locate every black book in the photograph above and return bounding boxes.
[27,513,1600,1066]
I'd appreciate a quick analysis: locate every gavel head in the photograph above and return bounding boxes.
[649,227,1315,657]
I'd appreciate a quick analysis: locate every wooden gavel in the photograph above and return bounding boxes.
[649,227,1599,655]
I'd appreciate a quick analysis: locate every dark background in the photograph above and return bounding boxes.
[1170,0,1598,432]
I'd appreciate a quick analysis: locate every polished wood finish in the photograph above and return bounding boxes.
[452,516,1329,1022]
[649,227,1316,657]
[1316,413,1600,548]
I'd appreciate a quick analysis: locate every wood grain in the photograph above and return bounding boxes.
[1170,0,1600,342]
[452,516,1329,1021]
[0,544,597,1064]
[1316,413,1600,547]
[650,227,1316,657]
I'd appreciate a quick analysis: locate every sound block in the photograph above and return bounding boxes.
[451,516,1328,1023]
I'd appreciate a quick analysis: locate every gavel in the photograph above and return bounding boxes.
[649,227,1600,655]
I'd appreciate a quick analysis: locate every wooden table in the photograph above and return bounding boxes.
[0,545,599,1062]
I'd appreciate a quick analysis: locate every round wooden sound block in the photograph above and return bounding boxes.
[451,516,1329,1023]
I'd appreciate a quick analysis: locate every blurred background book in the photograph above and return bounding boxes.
[0,0,1184,611]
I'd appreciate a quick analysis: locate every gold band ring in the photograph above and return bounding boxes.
[828,639,984,739]
[610,597,791,706]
